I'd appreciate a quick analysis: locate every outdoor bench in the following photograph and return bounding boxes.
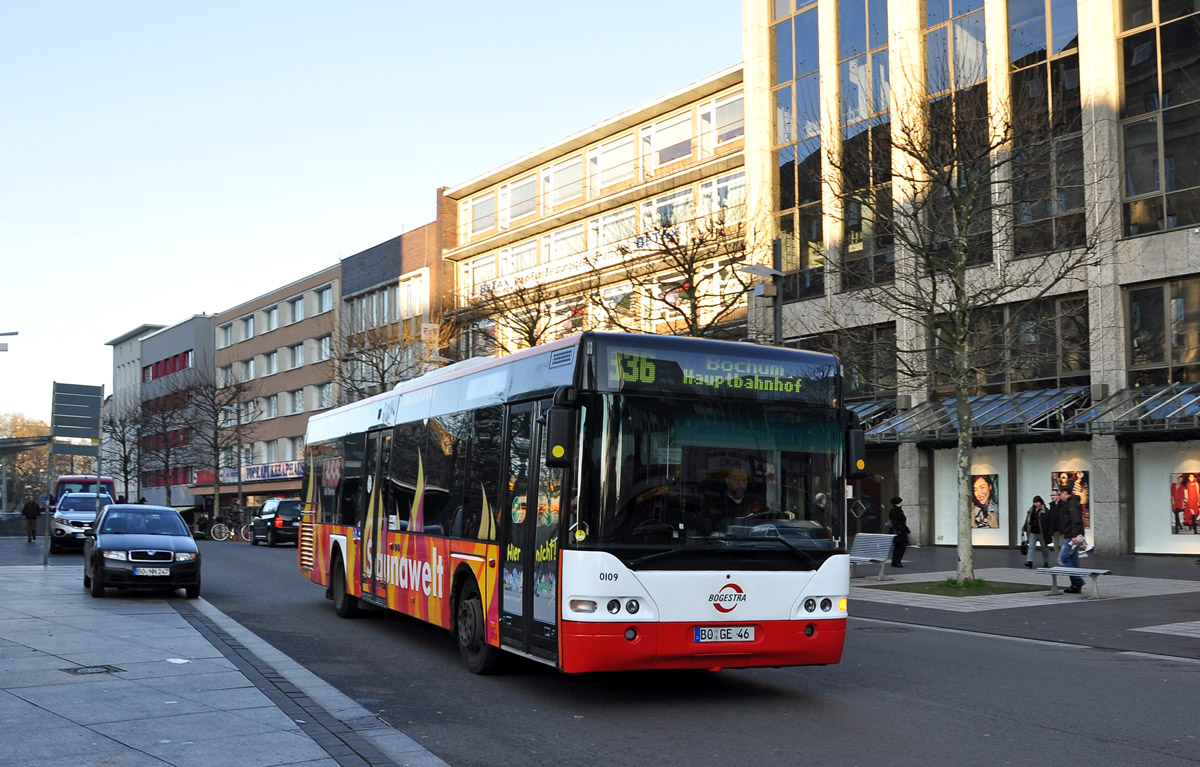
[1036,566,1112,598]
[849,532,896,581]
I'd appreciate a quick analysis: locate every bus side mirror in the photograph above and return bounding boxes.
[544,407,576,469]
[846,428,868,479]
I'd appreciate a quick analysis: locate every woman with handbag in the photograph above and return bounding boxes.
[1022,495,1052,569]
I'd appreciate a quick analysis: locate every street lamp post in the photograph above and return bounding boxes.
[741,240,785,346]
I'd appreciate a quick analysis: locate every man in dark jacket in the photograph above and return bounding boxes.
[21,495,41,542]
[887,497,909,568]
[1057,486,1086,593]
[1047,488,1066,555]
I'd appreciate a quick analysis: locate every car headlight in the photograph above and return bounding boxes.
[174,552,197,562]
[101,550,127,561]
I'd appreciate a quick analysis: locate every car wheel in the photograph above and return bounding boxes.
[89,565,105,598]
[267,529,277,547]
[457,578,502,674]
[185,575,201,600]
[331,554,360,618]
[250,530,258,546]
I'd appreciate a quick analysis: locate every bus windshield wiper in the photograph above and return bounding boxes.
[719,532,819,568]
[625,539,725,569]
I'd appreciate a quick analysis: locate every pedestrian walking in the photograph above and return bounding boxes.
[1058,486,1086,593]
[21,495,41,542]
[1022,495,1053,568]
[1048,487,1066,555]
[888,497,909,568]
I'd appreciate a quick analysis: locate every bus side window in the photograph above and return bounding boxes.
[338,433,365,526]
[461,405,502,541]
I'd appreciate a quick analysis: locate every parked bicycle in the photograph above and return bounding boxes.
[208,508,252,542]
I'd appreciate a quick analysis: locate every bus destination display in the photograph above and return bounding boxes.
[603,344,836,404]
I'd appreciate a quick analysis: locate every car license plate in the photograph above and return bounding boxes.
[133,567,170,576]
[694,626,755,643]
[73,533,85,539]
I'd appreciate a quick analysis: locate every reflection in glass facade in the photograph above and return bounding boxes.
[773,3,823,301]
[1120,3,1200,235]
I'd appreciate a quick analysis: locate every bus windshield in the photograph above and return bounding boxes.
[579,393,844,568]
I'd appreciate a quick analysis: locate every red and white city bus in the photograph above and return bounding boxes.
[300,332,866,674]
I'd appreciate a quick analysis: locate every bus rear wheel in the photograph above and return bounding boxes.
[457,578,501,674]
[331,554,360,618]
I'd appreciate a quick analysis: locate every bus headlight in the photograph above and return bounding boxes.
[804,598,817,613]
[625,599,640,614]
[607,599,621,614]
[820,598,832,612]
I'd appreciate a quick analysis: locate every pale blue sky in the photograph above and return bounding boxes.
[1,1,742,423]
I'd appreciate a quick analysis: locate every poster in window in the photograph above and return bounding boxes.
[970,473,999,528]
[1052,470,1090,529]
[1170,473,1200,534]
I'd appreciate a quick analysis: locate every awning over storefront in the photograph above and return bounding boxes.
[847,399,898,430]
[1069,382,1200,435]
[189,480,302,497]
[867,386,1091,444]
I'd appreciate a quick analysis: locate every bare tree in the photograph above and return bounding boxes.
[139,388,197,507]
[0,413,50,507]
[101,404,144,502]
[587,212,754,338]
[807,51,1110,583]
[460,277,569,354]
[330,314,462,403]
[185,369,257,517]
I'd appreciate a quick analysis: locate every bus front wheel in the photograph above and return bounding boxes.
[457,578,501,674]
[331,554,361,618]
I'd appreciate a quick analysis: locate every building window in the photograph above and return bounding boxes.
[263,350,277,376]
[219,323,233,348]
[648,112,693,166]
[504,241,539,273]
[318,335,331,361]
[289,343,304,369]
[700,170,747,223]
[471,193,496,234]
[642,189,694,232]
[1128,276,1200,384]
[593,207,637,248]
[1120,3,1200,235]
[242,358,255,380]
[550,155,583,206]
[597,135,636,188]
[263,305,278,332]
[218,365,232,387]
[317,383,333,408]
[318,286,333,313]
[263,394,278,419]
[1010,0,1085,255]
[291,389,304,414]
[289,296,305,323]
[924,0,992,267]
[241,315,254,340]
[508,175,537,220]
[774,2,825,298]
[546,224,585,261]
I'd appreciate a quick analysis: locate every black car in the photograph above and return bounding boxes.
[250,498,302,547]
[82,505,201,598]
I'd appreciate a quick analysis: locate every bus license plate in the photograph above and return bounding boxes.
[134,567,170,576]
[694,626,755,643]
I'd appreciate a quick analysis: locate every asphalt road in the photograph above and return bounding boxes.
[193,539,1200,767]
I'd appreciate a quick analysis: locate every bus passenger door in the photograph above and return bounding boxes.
[499,400,561,662]
[362,430,389,602]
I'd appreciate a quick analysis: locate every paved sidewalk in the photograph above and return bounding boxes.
[0,565,447,767]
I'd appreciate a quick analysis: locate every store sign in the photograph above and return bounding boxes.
[214,460,304,484]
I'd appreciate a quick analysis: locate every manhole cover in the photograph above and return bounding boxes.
[61,665,125,675]
[855,626,912,634]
